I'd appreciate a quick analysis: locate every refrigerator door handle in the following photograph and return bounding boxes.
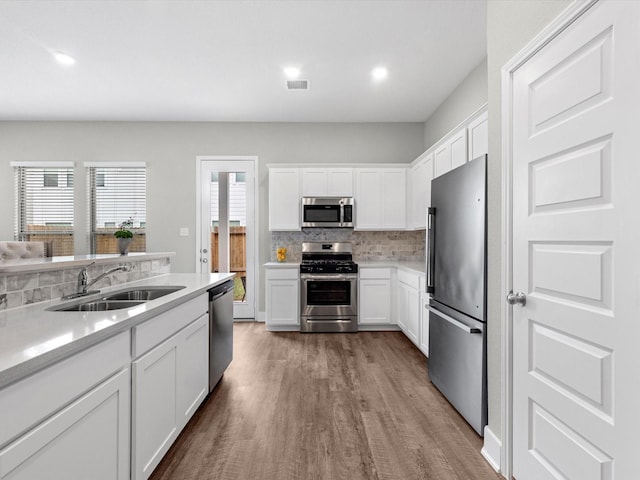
[427,306,481,334]
[426,207,435,294]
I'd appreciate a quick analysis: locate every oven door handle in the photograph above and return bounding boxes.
[300,274,357,280]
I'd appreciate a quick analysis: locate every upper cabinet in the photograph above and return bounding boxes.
[434,127,467,178]
[467,110,489,160]
[409,152,434,229]
[267,106,486,232]
[301,167,353,197]
[269,168,301,231]
[355,167,406,230]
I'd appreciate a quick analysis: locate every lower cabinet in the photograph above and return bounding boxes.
[359,268,393,325]
[265,266,299,329]
[397,269,423,346]
[132,313,208,480]
[0,332,131,480]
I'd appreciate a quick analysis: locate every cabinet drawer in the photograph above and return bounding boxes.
[0,331,130,448]
[358,268,391,280]
[132,295,208,359]
[397,269,420,290]
[265,267,299,280]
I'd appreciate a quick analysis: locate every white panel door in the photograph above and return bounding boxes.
[512,2,640,479]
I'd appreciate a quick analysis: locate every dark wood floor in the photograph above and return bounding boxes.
[150,323,502,480]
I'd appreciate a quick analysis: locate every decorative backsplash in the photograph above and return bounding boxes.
[271,230,426,262]
[0,257,171,311]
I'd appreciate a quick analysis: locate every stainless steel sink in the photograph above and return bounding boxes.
[49,285,186,312]
[54,300,146,312]
[101,286,186,301]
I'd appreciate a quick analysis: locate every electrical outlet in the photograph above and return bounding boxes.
[179,227,189,237]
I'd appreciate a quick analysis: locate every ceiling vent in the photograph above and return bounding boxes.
[286,79,310,91]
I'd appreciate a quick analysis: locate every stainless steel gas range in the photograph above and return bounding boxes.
[299,242,358,333]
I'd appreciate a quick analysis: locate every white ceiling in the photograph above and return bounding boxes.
[0,0,486,123]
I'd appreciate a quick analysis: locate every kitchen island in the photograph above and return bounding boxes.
[0,255,234,480]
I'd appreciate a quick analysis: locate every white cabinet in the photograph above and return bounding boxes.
[0,332,131,480]
[302,167,353,197]
[434,127,468,178]
[396,269,422,346]
[265,266,299,329]
[359,268,393,325]
[269,168,300,231]
[467,110,488,160]
[409,152,434,229]
[355,167,406,230]
[131,295,209,480]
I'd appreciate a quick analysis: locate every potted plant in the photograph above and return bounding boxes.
[114,217,134,255]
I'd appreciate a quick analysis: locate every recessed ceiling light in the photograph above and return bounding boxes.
[284,66,301,79]
[53,51,76,66]
[372,66,388,81]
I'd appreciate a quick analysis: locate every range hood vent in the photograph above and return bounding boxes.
[286,80,310,90]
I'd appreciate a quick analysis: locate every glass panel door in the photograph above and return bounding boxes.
[200,159,255,319]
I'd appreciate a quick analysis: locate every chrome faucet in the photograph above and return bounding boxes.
[63,262,131,299]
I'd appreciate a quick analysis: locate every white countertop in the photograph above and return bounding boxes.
[358,260,426,275]
[264,260,425,274]
[0,252,176,273]
[0,272,234,388]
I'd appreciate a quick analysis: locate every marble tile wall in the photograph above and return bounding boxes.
[0,257,171,311]
[270,230,426,262]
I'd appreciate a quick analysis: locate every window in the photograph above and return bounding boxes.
[87,163,147,254]
[13,163,75,256]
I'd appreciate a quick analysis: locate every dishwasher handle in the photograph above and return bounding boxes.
[209,280,235,301]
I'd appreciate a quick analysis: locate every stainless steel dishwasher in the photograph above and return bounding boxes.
[208,280,234,391]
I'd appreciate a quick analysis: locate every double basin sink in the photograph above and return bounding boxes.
[50,286,186,312]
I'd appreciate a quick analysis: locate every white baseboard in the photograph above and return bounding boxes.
[481,425,502,474]
[256,311,265,322]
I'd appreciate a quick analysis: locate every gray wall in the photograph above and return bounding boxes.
[486,0,571,449]
[423,58,488,149]
[0,121,425,310]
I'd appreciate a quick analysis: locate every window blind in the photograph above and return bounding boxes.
[88,166,147,253]
[14,165,75,256]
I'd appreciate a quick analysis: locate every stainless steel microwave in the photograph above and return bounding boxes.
[301,197,354,228]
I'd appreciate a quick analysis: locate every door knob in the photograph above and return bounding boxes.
[506,291,527,307]
[202,258,208,263]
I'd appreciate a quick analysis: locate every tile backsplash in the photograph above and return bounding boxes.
[271,230,426,262]
[0,256,171,311]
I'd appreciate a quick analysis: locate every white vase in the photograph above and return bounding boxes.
[117,237,133,255]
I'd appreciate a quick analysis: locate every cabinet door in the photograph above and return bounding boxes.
[327,168,354,196]
[381,168,406,229]
[434,143,450,178]
[405,285,420,345]
[269,168,300,231]
[176,315,209,429]
[355,169,381,229]
[397,282,409,332]
[359,279,392,324]
[132,337,179,480]
[0,369,130,480]
[467,111,488,160]
[301,168,327,196]
[265,269,300,327]
[449,128,468,170]
[411,154,433,229]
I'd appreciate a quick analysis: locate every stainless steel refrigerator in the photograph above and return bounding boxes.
[426,154,487,435]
